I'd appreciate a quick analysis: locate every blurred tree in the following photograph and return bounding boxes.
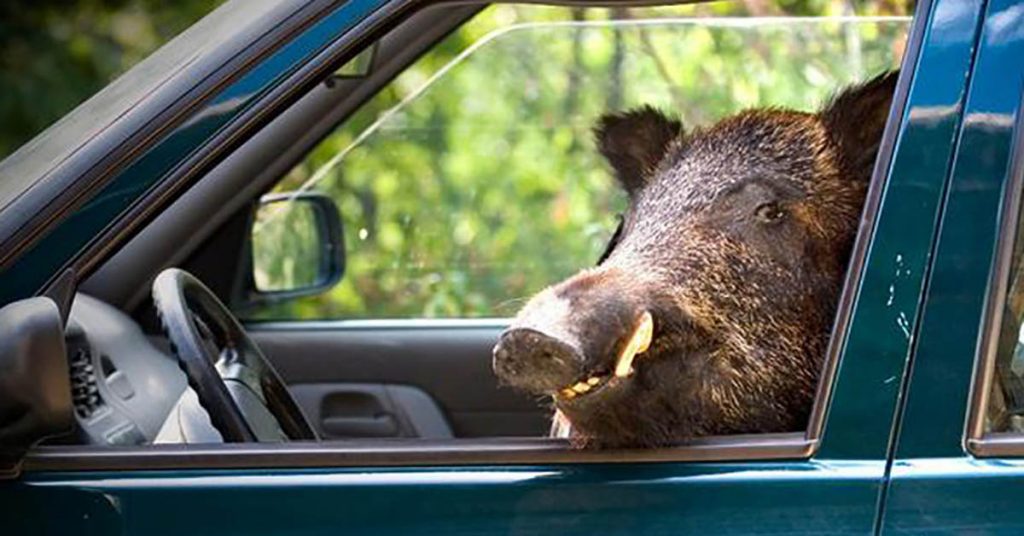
[0,0,222,158]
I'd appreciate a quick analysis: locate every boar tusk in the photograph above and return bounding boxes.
[614,311,654,378]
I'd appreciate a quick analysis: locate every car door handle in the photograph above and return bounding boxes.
[321,414,399,437]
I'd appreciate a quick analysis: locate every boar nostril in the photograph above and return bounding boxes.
[492,327,584,393]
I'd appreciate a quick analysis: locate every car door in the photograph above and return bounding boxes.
[880,0,1024,532]
[1,1,983,534]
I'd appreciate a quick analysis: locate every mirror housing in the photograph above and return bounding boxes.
[244,192,345,305]
[0,297,72,474]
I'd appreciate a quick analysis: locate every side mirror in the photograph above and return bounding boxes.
[0,297,72,475]
[245,192,345,304]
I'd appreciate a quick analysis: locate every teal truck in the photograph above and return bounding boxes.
[2,0,1024,533]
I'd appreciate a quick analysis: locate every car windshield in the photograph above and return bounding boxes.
[0,0,282,215]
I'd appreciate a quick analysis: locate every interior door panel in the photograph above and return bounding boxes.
[289,383,453,439]
[248,323,550,438]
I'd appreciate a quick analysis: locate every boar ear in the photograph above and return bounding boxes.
[820,70,900,181]
[594,106,683,194]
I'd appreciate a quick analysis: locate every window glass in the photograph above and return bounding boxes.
[985,205,1024,433]
[246,5,908,320]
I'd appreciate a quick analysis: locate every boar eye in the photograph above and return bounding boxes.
[754,202,785,224]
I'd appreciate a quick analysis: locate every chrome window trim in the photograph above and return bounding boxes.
[24,433,813,472]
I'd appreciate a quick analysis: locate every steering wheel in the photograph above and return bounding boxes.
[152,268,317,442]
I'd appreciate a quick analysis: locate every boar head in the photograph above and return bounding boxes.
[492,72,898,448]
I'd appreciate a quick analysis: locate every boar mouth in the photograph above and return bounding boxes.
[493,309,660,401]
[555,311,654,401]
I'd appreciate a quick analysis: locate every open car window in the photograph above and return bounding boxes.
[20,1,920,460]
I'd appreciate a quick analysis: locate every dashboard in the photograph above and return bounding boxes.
[63,294,192,445]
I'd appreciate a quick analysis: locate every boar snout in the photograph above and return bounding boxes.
[493,270,663,402]
[493,328,584,393]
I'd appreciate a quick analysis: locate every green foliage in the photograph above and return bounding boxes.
[0,0,222,158]
[249,4,908,321]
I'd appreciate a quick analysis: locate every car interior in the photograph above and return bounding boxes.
[25,1,912,451]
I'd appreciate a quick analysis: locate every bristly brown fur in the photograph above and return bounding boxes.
[493,71,900,449]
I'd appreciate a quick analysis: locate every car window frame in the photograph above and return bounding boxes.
[12,0,942,474]
[964,92,1024,457]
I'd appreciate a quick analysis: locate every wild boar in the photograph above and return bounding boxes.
[492,72,898,448]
